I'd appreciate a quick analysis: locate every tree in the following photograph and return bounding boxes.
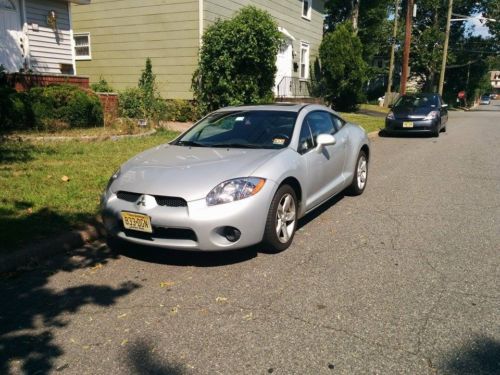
[192,6,282,113]
[318,23,367,111]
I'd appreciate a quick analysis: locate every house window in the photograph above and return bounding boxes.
[299,42,310,79]
[74,33,91,60]
[0,0,16,10]
[302,0,312,20]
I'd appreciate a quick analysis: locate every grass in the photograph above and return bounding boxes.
[339,112,385,134]
[358,103,390,114]
[0,129,179,254]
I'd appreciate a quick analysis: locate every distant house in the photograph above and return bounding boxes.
[491,71,500,93]
[0,0,90,75]
[72,0,325,100]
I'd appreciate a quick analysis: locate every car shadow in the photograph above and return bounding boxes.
[378,129,438,138]
[116,242,258,267]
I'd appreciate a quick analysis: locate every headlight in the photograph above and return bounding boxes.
[206,177,266,206]
[424,111,439,120]
[106,168,121,192]
[387,111,395,120]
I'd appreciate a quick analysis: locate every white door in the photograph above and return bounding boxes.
[0,0,24,72]
[274,39,293,97]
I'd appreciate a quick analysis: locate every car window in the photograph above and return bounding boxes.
[177,110,297,149]
[330,114,345,131]
[305,111,335,138]
[298,122,314,154]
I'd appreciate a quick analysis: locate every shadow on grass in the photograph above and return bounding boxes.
[127,339,187,375]
[440,334,500,375]
[0,203,96,254]
[0,242,139,374]
[0,138,56,164]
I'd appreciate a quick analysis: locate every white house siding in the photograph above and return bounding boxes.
[203,0,324,79]
[25,0,74,74]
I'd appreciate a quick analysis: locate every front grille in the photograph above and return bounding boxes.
[117,191,187,207]
[155,196,187,207]
[117,191,141,202]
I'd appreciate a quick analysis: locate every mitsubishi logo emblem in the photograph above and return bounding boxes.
[136,195,147,207]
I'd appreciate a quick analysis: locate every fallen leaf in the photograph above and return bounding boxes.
[121,339,128,346]
[117,313,127,319]
[243,312,253,321]
[160,281,175,288]
[215,296,228,303]
[90,263,103,271]
[26,208,33,214]
[61,175,70,182]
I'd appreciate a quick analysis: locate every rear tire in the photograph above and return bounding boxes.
[347,151,368,196]
[262,185,297,253]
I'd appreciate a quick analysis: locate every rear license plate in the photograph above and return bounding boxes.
[121,211,153,233]
[403,121,414,128]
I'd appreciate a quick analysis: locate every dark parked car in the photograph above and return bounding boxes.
[480,95,491,105]
[385,93,448,137]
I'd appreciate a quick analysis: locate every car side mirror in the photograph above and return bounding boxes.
[316,134,336,152]
[442,104,448,109]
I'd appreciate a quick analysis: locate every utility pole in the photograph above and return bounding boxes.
[438,0,453,96]
[400,0,414,95]
[385,0,400,106]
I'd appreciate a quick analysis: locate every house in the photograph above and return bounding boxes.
[72,0,325,100]
[491,71,500,93]
[0,0,90,76]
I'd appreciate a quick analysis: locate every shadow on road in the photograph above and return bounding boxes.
[116,243,258,267]
[440,334,500,375]
[127,339,187,374]
[0,242,140,374]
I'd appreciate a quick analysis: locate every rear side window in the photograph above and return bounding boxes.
[298,111,335,154]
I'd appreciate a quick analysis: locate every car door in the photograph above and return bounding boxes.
[298,111,347,210]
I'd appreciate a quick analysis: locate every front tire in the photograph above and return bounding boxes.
[347,150,368,196]
[433,123,440,137]
[262,185,297,253]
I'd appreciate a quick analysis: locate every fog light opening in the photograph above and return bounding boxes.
[224,227,241,242]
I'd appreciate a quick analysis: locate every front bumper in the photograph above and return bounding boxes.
[385,118,438,134]
[101,181,277,251]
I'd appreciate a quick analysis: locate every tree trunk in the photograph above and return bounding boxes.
[352,0,360,35]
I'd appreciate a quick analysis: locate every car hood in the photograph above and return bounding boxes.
[392,106,436,119]
[112,144,281,201]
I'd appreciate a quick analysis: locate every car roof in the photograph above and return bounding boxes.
[214,103,325,113]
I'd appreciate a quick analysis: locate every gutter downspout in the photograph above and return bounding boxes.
[20,0,31,70]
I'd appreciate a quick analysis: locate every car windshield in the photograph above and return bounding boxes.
[175,110,297,149]
[481,95,490,99]
[394,94,439,108]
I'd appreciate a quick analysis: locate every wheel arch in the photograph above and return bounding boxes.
[278,177,303,214]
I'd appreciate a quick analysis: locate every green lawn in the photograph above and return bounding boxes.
[0,129,179,254]
[339,112,385,134]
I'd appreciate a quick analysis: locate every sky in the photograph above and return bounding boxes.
[465,13,492,38]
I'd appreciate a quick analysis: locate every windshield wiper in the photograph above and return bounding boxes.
[176,140,208,147]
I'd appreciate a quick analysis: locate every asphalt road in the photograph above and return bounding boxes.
[1,103,499,374]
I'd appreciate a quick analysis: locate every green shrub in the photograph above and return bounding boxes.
[0,87,33,131]
[91,76,114,92]
[29,84,103,129]
[318,22,367,111]
[118,58,167,122]
[164,99,198,122]
[193,6,282,113]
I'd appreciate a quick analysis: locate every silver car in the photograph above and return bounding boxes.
[102,104,370,252]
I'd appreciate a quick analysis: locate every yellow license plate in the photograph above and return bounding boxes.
[403,122,414,128]
[121,211,153,233]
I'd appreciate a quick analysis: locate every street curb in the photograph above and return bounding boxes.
[367,130,380,140]
[0,220,105,274]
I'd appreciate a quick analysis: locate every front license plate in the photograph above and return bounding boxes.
[403,121,414,128]
[121,212,153,233]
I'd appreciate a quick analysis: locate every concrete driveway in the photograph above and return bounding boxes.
[1,105,499,374]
